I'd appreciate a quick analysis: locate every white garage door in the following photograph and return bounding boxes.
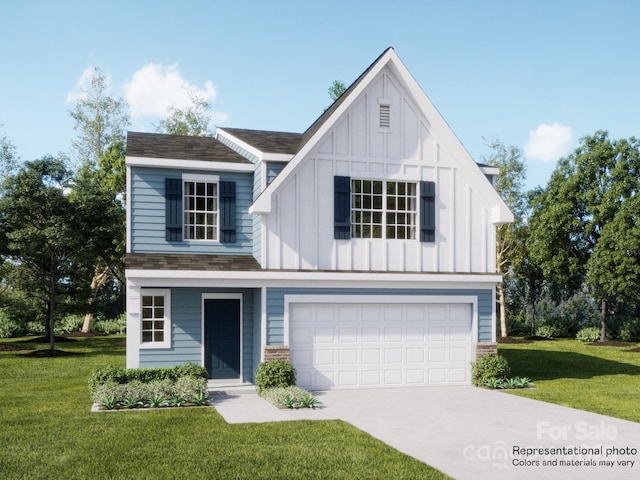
[290,302,472,390]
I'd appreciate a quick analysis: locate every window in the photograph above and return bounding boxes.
[351,179,417,239]
[183,180,218,240]
[140,289,170,348]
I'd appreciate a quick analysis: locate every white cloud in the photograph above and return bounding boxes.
[123,63,220,119]
[524,122,573,162]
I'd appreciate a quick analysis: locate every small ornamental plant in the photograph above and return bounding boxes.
[254,358,296,394]
[471,353,510,386]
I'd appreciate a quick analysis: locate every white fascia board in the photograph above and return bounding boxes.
[479,165,500,176]
[251,50,396,215]
[263,153,294,162]
[126,268,502,288]
[126,156,254,173]
[215,129,264,160]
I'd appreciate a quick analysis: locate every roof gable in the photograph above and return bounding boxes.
[250,48,513,224]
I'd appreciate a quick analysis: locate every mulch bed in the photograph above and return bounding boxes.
[587,340,631,347]
[0,343,36,352]
[21,349,80,357]
[625,347,640,353]
[497,337,533,344]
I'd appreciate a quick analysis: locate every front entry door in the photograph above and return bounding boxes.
[204,298,241,379]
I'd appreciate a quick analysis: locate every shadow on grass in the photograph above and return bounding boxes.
[500,348,640,381]
[2,335,126,358]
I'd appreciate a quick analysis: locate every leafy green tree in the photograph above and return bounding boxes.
[328,80,346,102]
[0,157,78,350]
[155,87,213,136]
[68,68,129,332]
[68,67,130,166]
[528,131,640,341]
[0,126,19,181]
[481,138,527,337]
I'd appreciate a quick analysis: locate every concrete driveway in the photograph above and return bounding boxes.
[210,386,640,480]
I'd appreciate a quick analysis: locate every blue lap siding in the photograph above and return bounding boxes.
[265,287,493,344]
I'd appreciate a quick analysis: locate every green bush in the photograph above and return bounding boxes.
[55,314,84,335]
[471,353,510,386]
[25,321,45,336]
[576,326,601,342]
[535,324,561,339]
[254,358,296,393]
[94,314,126,335]
[260,385,321,409]
[0,309,24,338]
[92,377,207,407]
[618,317,640,342]
[89,362,208,396]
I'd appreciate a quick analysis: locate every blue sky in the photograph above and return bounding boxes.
[1,0,639,190]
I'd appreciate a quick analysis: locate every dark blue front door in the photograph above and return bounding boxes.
[204,298,240,379]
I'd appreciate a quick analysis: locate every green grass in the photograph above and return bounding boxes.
[0,336,450,480]
[499,338,640,423]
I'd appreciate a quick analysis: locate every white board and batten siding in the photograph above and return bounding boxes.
[262,66,497,274]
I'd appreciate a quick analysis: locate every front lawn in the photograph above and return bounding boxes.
[499,338,640,423]
[0,336,450,479]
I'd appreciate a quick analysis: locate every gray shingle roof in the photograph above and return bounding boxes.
[126,131,251,164]
[219,128,303,155]
[126,253,262,271]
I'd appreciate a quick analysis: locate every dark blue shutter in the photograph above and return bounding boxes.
[165,178,182,242]
[420,181,436,242]
[334,176,351,239]
[220,181,236,243]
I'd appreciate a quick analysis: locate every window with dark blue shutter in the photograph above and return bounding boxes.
[420,181,436,242]
[334,176,351,239]
[165,178,182,242]
[219,180,236,243]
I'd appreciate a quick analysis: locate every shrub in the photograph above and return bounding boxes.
[618,317,640,342]
[54,314,84,335]
[535,325,560,339]
[576,326,601,342]
[0,310,24,338]
[88,362,208,396]
[94,314,126,335]
[25,321,45,336]
[90,375,208,406]
[471,353,510,386]
[260,385,321,409]
[254,359,296,393]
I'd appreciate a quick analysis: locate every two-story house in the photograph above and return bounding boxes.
[125,47,513,390]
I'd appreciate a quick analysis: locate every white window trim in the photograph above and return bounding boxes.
[182,173,220,243]
[139,288,171,349]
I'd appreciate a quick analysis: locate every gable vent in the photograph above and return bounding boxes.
[379,104,390,128]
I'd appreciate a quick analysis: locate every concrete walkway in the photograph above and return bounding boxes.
[209,386,640,480]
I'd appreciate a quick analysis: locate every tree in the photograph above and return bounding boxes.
[481,138,527,337]
[0,126,19,181]
[70,145,126,332]
[68,68,129,332]
[0,157,78,350]
[528,132,640,341]
[328,80,346,102]
[155,87,213,136]
[68,67,130,166]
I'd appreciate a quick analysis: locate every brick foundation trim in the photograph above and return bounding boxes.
[475,342,498,360]
[263,345,290,362]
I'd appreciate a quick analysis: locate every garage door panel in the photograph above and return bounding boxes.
[290,302,472,389]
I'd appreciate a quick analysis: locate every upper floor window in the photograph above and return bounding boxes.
[351,179,417,240]
[183,179,218,241]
